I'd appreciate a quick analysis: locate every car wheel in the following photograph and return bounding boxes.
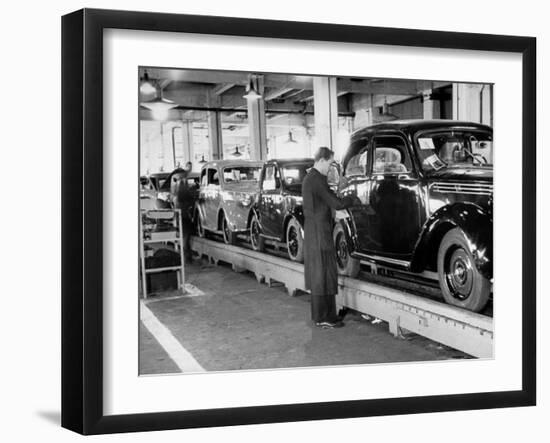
[437,227,491,312]
[333,223,360,278]
[221,213,237,245]
[249,213,265,252]
[286,218,304,263]
[195,212,205,238]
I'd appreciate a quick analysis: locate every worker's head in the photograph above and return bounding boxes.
[184,161,193,172]
[313,147,335,176]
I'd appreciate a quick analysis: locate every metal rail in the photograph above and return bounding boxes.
[190,236,493,358]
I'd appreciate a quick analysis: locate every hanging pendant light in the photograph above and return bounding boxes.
[139,70,156,95]
[141,88,179,112]
[285,114,298,144]
[286,130,298,143]
[199,155,207,164]
[232,146,243,157]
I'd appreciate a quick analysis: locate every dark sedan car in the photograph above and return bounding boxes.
[333,119,493,312]
[249,158,314,262]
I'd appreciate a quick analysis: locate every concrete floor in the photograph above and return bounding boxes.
[139,259,470,375]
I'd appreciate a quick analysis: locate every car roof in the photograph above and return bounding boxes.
[351,119,492,138]
[266,158,314,165]
[148,172,170,178]
[201,159,264,169]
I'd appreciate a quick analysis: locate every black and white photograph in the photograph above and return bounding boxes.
[2,0,545,441]
[138,67,495,375]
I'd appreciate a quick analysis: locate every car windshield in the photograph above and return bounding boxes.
[415,130,493,172]
[222,166,261,183]
[281,162,313,191]
[151,175,169,190]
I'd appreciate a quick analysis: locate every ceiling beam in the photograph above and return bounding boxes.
[213,83,236,95]
[159,79,172,90]
[143,68,313,89]
[336,79,420,95]
[264,87,295,101]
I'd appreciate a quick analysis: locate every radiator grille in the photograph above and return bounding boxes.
[431,182,493,196]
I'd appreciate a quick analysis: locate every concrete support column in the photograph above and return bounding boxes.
[207,111,223,160]
[452,83,492,125]
[246,75,268,161]
[313,77,338,150]
[480,84,493,127]
[179,121,193,165]
[423,90,441,119]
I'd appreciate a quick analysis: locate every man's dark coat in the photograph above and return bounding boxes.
[302,168,353,297]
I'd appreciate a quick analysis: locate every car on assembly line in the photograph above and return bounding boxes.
[332,120,493,312]
[139,172,170,203]
[249,158,314,262]
[156,170,200,206]
[194,160,263,244]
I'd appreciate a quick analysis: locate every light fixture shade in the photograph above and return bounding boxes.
[232,146,243,157]
[286,131,298,144]
[199,155,207,164]
[140,96,179,112]
[140,71,157,95]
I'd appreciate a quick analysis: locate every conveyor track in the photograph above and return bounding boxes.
[190,236,493,358]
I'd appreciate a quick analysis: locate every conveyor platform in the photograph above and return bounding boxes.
[190,236,493,358]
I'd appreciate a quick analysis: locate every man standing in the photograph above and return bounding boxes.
[169,168,194,264]
[302,147,354,329]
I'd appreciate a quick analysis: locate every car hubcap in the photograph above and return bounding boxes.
[251,219,259,248]
[288,227,298,257]
[336,233,348,268]
[445,248,474,300]
[223,218,230,243]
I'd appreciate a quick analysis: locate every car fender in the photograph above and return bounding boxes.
[411,203,493,279]
[248,204,261,228]
[287,205,305,227]
[193,201,206,223]
[333,213,359,254]
[283,207,305,241]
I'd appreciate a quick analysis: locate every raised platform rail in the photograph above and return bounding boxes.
[190,236,493,358]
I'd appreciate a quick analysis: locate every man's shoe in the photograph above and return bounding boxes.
[315,320,344,329]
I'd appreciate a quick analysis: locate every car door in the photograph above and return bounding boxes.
[340,143,373,253]
[203,167,220,230]
[258,164,283,238]
[366,133,422,257]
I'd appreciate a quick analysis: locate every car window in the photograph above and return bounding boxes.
[155,177,168,190]
[158,176,171,192]
[200,169,207,187]
[372,135,412,174]
[281,162,312,191]
[327,163,340,187]
[140,177,152,190]
[415,130,493,171]
[345,149,368,176]
[207,168,219,186]
[223,166,261,183]
[262,165,280,191]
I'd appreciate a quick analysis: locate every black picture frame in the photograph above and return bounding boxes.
[61,8,536,435]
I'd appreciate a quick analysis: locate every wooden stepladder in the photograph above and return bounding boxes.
[139,208,185,299]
